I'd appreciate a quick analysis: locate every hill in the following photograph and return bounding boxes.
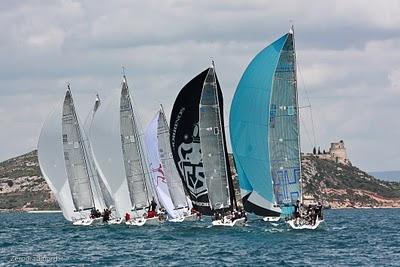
[0,150,399,211]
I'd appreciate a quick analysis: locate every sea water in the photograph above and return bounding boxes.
[0,209,399,266]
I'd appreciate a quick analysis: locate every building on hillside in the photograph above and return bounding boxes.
[308,140,351,165]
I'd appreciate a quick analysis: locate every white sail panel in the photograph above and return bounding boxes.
[62,89,94,211]
[90,91,131,217]
[38,105,75,221]
[144,112,179,218]
[199,67,231,210]
[120,78,151,212]
[158,109,189,212]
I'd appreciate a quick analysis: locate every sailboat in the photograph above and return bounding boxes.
[119,74,164,226]
[230,28,324,229]
[144,106,197,223]
[170,62,244,226]
[38,86,108,225]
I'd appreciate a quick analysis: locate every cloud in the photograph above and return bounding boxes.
[1,0,400,172]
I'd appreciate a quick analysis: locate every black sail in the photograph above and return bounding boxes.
[170,69,211,215]
[170,68,236,215]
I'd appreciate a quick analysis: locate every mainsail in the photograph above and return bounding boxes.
[269,32,302,209]
[144,111,179,219]
[62,88,96,211]
[170,69,212,215]
[120,75,152,214]
[157,108,190,213]
[199,65,235,211]
[230,33,301,216]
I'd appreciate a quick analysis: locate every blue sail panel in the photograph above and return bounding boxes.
[230,34,288,212]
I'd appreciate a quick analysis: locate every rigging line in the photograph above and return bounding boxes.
[296,59,317,148]
[299,111,313,150]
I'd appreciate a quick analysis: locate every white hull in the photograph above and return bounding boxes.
[169,213,199,223]
[287,218,324,230]
[73,217,103,226]
[212,217,246,227]
[263,216,280,222]
[108,218,124,225]
[126,216,166,226]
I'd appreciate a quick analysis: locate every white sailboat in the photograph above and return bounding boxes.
[145,107,197,223]
[199,63,245,227]
[38,86,108,225]
[118,74,164,226]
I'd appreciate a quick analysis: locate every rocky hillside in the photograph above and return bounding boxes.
[0,150,58,210]
[302,154,400,208]
[0,150,399,210]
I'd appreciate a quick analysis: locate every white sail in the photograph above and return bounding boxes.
[120,75,152,217]
[62,89,96,211]
[82,94,114,210]
[90,90,131,218]
[144,111,179,218]
[199,67,231,210]
[38,103,75,221]
[157,108,190,213]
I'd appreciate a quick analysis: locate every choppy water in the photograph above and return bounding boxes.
[0,209,399,266]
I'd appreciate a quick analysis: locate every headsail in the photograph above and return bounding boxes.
[62,88,95,211]
[229,34,292,216]
[158,107,190,213]
[90,90,132,217]
[38,103,75,221]
[144,111,179,218]
[120,75,151,214]
[199,65,234,211]
[83,94,114,209]
[170,69,212,215]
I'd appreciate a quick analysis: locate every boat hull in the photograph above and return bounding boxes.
[287,218,324,230]
[169,213,199,223]
[212,217,246,227]
[263,216,281,222]
[73,217,103,226]
[126,216,166,226]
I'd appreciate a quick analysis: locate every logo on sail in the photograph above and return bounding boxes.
[151,164,166,186]
[177,123,207,198]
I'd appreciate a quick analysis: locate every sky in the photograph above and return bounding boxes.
[1,0,400,172]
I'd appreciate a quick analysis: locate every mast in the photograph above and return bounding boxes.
[291,25,303,203]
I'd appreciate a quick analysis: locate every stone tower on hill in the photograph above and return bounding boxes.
[317,140,350,165]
